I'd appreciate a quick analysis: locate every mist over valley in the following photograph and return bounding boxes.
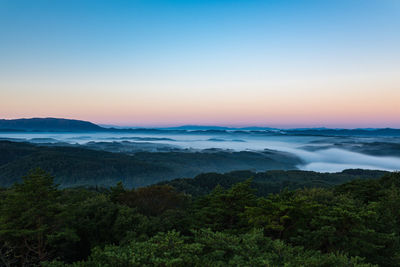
[1,119,399,175]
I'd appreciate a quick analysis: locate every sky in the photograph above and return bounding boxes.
[1,0,399,128]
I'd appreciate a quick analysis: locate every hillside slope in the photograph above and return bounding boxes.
[0,141,301,187]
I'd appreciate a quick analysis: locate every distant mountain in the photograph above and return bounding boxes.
[1,118,399,136]
[0,118,104,132]
[161,125,233,130]
[284,128,400,137]
[161,125,277,131]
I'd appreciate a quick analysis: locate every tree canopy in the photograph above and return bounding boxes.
[1,168,400,266]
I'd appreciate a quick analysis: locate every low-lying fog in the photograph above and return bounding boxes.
[1,132,399,172]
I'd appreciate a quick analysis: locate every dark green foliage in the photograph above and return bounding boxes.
[44,229,373,267]
[114,185,188,216]
[160,169,387,197]
[0,169,72,265]
[193,180,257,232]
[2,169,400,266]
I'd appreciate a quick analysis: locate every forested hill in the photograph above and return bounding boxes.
[0,141,388,190]
[0,141,300,188]
[284,128,400,137]
[159,169,388,197]
[0,118,104,132]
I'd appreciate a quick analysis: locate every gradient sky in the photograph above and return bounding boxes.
[1,0,399,128]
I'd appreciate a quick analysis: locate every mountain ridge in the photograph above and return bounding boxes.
[0,118,104,132]
[1,118,400,136]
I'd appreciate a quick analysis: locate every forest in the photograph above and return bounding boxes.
[0,141,299,188]
[1,168,399,266]
[0,141,389,190]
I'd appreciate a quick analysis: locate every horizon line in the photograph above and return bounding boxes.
[2,117,400,130]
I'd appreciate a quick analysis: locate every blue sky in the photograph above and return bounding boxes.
[1,0,399,127]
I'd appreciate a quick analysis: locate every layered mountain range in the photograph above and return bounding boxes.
[1,118,400,136]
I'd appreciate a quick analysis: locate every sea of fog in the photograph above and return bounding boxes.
[1,132,400,172]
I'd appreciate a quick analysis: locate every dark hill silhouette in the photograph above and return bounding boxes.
[1,117,400,136]
[0,118,104,132]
